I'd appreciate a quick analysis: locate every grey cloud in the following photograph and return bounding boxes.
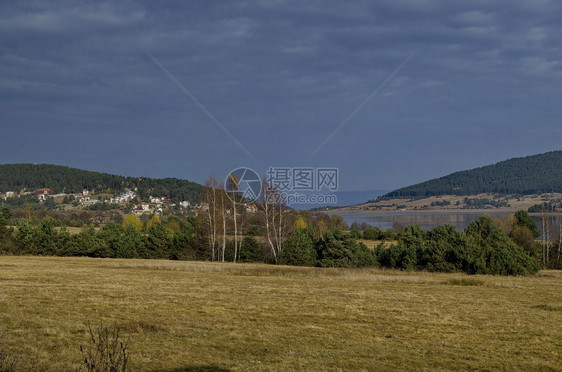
[1,0,561,188]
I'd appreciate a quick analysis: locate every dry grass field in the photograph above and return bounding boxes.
[357,239,395,250]
[0,257,561,371]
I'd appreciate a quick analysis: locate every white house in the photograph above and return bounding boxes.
[81,199,101,206]
[111,189,136,204]
[150,196,163,204]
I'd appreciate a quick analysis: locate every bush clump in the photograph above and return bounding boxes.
[375,216,540,275]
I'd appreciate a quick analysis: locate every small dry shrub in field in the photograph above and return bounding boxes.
[79,322,130,372]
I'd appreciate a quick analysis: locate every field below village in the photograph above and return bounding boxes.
[0,257,561,371]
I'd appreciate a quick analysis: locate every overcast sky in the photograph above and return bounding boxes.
[1,0,561,191]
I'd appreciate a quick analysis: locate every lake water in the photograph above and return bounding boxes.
[336,212,561,239]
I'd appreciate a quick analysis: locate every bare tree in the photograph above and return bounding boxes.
[201,176,249,263]
[219,185,227,262]
[227,174,240,263]
[547,215,553,266]
[556,216,562,267]
[540,204,554,267]
[200,178,219,261]
[258,179,289,263]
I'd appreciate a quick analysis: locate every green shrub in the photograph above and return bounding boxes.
[315,229,376,268]
[279,228,316,266]
[465,215,540,275]
[376,217,539,275]
[239,235,263,263]
[362,227,381,240]
[348,229,362,239]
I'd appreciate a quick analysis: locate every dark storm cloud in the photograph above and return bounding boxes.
[1,0,561,189]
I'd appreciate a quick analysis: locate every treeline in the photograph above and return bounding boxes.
[0,214,200,260]
[528,200,562,213]
[0,164,202,203]
[281,214,541,275]
[0,205,549,274]
[386,150,562,197]
[376,218,539,275]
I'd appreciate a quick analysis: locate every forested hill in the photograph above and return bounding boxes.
[0,164,203,203]
[385,151,562,197]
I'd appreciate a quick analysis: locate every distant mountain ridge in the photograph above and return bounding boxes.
[0,163,203,203]
[292,189,389,210]
[333,190,390,206]
[385,151,562,198]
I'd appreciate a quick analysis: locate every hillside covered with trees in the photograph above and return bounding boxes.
[0,164,203,203]
[385,151,562,197]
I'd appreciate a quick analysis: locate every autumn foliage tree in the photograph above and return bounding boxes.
[123,214,142,232]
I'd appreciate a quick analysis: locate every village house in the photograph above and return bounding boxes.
[132,208,147,216]
[81,199,101,206]
[34,188,53,197]
[131,203,152,216]
[245,204,258,213]
[73,194,86,202]
[149,196,164,204]
[110,189,137,203]
[110,188,136,204]
[5,191,15,198]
